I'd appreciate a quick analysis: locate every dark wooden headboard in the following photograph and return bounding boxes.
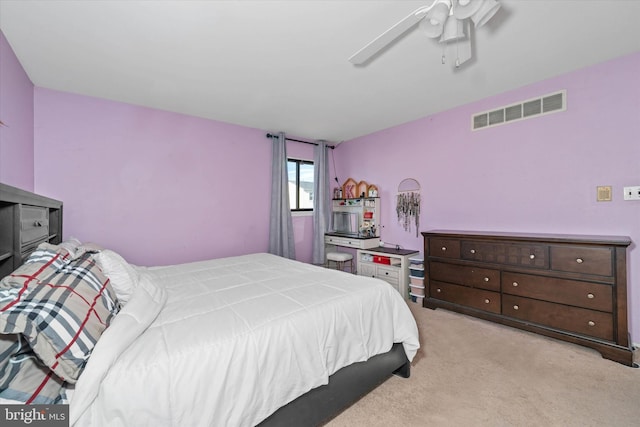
[0,183,63,279]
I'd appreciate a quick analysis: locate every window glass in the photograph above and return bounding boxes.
[287,159,314,211]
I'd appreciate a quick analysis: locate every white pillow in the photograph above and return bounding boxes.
[58,237,82,258]
[94,250,139,304]
[74,242,105,259]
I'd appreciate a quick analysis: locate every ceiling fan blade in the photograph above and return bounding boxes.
[349,6,431,65]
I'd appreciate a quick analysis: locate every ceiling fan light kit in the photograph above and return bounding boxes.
[471,0,501,27]
[349,0,501,69]
[440,13,466,42]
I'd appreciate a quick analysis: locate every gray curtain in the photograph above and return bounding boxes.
[268,132,296,259]
[312,141,330,265]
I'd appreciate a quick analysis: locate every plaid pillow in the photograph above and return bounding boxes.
[0,243,120,384]
[0,334,65,404]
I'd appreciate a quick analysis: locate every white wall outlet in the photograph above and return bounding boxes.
[623,186,640,201]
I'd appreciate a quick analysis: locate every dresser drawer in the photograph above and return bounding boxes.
[502,295,613,341]
[20,205,49,245]
[430,280,500,314]
[502,272,613,312]
[377,266,399,285]
[430,261,500,291]
[550,246,613,276]
[429,238,460,259]
[461,241,548,269]
[358,263,376,277]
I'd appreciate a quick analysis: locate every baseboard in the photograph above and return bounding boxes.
[633,343,639,368]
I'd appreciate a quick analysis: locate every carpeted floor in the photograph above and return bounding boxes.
[326,301,640,427]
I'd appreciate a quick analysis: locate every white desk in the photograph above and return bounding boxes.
[324,233,380,250]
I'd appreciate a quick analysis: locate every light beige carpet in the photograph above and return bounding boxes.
[326,301,640,427]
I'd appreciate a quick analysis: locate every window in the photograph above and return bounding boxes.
[287,159,314,211]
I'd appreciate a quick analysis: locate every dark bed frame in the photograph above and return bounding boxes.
[0,183,412,426]
[259,343,410,426]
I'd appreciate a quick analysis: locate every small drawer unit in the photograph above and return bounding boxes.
[357,247,419,300]
[408,254,425,302]
[422,230,632,366]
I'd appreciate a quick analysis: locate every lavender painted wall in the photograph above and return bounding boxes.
[334,52,640,344]
[33,89,272,266]
[0,31,34,190]
[33,88,317,266]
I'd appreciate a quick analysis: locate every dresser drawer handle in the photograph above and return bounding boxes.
[587,293,594,299]
[529,254,535,260]
[588,321,595,327]
[441,246,447,251]
[576,258,584,264]
[385,272,389,276]
[34,221,43,227]
[484,299,490,304]
[436,288,442,293]
[483,277,489,282]
[512,281,519,287]
[513,305,519,310]
[470,249,476,254]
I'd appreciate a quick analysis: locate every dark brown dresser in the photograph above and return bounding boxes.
[422,230,634,366]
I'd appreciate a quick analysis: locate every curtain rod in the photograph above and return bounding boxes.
[265,133,335,149]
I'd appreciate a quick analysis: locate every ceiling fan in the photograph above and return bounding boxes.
[349,0,501,68]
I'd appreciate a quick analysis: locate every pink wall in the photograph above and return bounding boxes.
[0,31,34,190]
[33,88,317,266]
[334,51,640,344]
[33,89,274,266]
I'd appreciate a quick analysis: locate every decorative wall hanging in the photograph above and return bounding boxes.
[397,178,421,237]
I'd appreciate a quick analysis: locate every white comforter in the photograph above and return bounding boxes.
[70,253,420,427]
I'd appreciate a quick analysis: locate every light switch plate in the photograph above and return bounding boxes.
[623,186,640,201]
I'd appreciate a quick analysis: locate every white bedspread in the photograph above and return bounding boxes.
[71,253,419,427]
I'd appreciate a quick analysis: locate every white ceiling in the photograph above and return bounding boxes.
[1,0,640,142]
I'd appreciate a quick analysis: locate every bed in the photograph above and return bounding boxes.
[0,231,419,426]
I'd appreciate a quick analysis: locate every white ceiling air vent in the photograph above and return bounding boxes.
[472,90,566,131]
